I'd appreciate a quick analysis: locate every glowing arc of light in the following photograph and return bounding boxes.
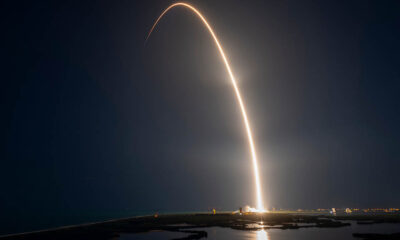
[146,2,264,211]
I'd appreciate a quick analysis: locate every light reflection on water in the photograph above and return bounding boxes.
[119,222,400,240]
[257,229,269,240]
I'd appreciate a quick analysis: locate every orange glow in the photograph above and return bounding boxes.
[146,2,264,211]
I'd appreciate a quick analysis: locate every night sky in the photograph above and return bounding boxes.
[1,0,399,235]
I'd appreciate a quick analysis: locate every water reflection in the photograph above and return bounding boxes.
[256,229,269,240]
[120,221,400,240]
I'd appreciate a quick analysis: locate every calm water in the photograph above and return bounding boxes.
[119,222,400,240]
[0,210,156,236]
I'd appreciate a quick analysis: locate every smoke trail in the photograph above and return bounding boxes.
[146,2,265,211]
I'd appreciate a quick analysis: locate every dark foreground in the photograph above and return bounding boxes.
[1,213,400,240]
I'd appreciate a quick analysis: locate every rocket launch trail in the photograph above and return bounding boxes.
[146,2,264,211]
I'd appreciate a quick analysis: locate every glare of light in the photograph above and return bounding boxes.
[146,2,265,211]
[244,205,268,213]
[257,229,269,240]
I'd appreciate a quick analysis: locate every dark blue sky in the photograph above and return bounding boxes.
[1,0,399,235]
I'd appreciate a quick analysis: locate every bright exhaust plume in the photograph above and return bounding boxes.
[146,2,264,211]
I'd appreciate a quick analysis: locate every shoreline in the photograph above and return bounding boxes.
[1,212,399,240]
